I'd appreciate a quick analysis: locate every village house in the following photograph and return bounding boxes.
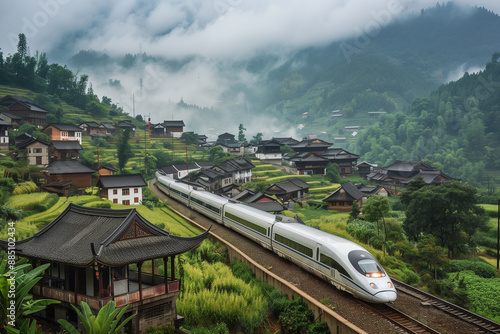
[355,183,390,196]
[79,121,108,138]
[216,132,236,145]
[152,123,166,137]
[212,158,255,185]
[97,174,147,205]
[184,168,234,195]
[49,140,82,163]
[114,120,136,134]
[163,120,185,138]
[159,162,214,180]
[0,119,11,150]
[231,189,285,213]
[355,161,378,178]
[42,160,96,196]
[265,178,310,202]
[321,148,360,176]
[0,110,22,126]
[15,134,50,167]
[255,139,283,160]
[219,141,245,155]
[0,203,208,332]
[290,138,333,155]
[290,152,330,175]
[323,182,365,212]
[43,123,83,144]
[0,95,49,126]
[98,164,119,176]
[366,160,456,194]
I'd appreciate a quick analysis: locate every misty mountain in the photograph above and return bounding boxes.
[65,3,500,134]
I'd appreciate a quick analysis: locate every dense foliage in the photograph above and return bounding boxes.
[355,55,500,186]
[402,180,488,258]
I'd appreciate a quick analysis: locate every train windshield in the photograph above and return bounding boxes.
[348,250,386,278]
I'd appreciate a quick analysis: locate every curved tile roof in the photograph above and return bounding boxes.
[0,203,208,266]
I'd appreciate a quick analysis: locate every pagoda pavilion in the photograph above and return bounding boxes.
[0,203,209,332]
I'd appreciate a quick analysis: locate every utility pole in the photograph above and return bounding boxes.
[497,199,499,270]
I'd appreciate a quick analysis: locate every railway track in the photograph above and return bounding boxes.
[394,279,500,334]
[361,301,441,334]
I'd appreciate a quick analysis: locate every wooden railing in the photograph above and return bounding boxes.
[33,279,180,309]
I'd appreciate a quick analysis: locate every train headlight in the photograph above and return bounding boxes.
[387,282,393,288]
[369,283,378,289]
[367,272,383,278]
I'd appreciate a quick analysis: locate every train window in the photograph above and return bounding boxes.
[191,197,220,214]
[225,212,267,235]
[320,253,351,278]
[348,250,386,278]
[275,234,313,257]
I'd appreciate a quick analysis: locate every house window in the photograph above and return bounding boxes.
[113,189,118,195]
[134,197,139,203]
[122,200,130,205]
[122,189,130,196]
[28,148,31,153]
[113,199,118,204]
[134,188,139,193]
[34,148,42,153]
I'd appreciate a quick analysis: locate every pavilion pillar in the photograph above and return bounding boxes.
[74,267,79,303]
[126,265,130,293]
[152,258,155,282]
[138,262,143,301]
[110,268,114,299]
[163,257,168,287]
[170,255,175,281]
[98,267,103,298]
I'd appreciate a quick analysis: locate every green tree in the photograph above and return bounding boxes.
[180,132,199,145]
[153,151,171,169]
[117,128,134,172]
[349,200,361,220]
[403,181,488,258]
[325,163,341,183]
[362,196,391,255]
[58,301,135,334]
[251,132,263,144]
[238,124,246,142]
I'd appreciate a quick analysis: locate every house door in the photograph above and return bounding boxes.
[36,156,42,165]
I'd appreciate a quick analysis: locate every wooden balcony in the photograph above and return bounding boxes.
[33,275,180,310]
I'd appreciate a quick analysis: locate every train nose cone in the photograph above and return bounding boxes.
[373,290,397,303]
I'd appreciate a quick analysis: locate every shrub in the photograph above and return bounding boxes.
[12,181,38,195]
[446,259,497,278]
[144,325,176,334]
[278,297,314,334]
[84,201,111,208]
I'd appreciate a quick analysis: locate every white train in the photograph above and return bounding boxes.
[155,173,397,303]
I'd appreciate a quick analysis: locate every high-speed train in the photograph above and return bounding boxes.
[155,172,397,303]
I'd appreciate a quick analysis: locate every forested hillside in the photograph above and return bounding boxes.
[355,54,500,189]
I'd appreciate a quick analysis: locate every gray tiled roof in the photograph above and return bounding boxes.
[45,160,96,174]
[0,203,208,266]
[51,140,82,150]
[323,182,363,202]
[163,120,185,127]
[97,174,147,188]
[47,123,82,131]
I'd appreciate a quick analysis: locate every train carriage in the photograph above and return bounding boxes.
[189,190,228,223]
[155,174,396,303]
[222,203,275,250]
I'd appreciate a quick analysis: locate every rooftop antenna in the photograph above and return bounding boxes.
[132,94,135,118]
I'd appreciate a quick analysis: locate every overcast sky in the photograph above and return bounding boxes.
[1,0,499,137]
[1,0,499,59]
